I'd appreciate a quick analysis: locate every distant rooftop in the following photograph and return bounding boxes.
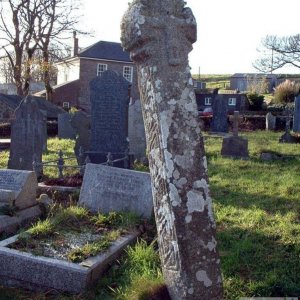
[78,41,131,63]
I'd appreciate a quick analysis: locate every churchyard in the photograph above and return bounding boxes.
[0,130,299,299]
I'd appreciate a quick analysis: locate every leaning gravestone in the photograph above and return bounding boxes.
[293,94,300,133]
[87,70,130,166]
[211,95,228,133]
[221,111,249,159]
[70,110,91,165]
[0,169,37,210]
[8,96,45,173]
[266,112,276,131]
[58,113,76,139]
[121,1,223,299]
[79,164,153,218]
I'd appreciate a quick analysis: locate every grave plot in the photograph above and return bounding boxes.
[0,206,141,293]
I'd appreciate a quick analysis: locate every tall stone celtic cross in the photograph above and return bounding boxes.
[121,1,223,299]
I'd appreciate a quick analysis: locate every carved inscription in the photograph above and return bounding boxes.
[0,174,19,190]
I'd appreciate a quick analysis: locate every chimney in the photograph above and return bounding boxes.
[73,31,79,56]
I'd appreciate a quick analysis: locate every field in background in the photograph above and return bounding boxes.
[192,74,231,89]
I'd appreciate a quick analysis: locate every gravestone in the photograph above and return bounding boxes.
[221,111,249,159]
[211,95,228,133]
[79,164,153,218]
[121,1,223,299]
[293,94,300,133]
[279,116,297,143]
[8,96,45,173]
[128,100,146,159]
[0,169,37,210]
[70,110,91,165]
[58,113,76,139]
[266,112,276,131]
[87,70,130,166]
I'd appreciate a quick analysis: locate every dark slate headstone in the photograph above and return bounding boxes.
[87,70,130,166]
[58,113,76,139]
[211,95,228,133]
[293,94,300,133]
[70,111,91,165]
[266,112,276,131]
[8,96,45,173]
[221,111,249,159]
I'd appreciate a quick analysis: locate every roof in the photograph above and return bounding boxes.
[34,79,80,96]
[0,93,65,119]
[231,73,278,79]
[78,41,131,62]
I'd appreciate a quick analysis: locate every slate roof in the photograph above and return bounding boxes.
[78,41,131,62]
[0,93,65,119]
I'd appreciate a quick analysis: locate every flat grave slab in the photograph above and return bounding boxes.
[0,231,139,293]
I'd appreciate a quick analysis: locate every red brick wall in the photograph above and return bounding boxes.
[52,80,80,109]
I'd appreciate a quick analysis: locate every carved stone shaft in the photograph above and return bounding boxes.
[121,1,223,299]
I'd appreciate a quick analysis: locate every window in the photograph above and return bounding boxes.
[63,102,70,109]
[97,63,107,76]
[123,66,133,82]
[228,98,236,106]
[204,97,212,105]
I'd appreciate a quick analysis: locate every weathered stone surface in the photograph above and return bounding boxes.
[266,112,276,131]
[0,169,37,210]
[0,232,139,293]
[128,99,146,159]
[88,70,130,165]
[121,1,223,299]
[70,110,91,165]
[211,95,228,133]
[79,164,153,218]
[293,94,300,133]
[8,96,45,172]
[58,113,76,139]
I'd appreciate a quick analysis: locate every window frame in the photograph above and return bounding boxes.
[204,97,212,106]
[97,63,108,76]
[228,97,237,106]
[62,101,70,109]
[123,66,133,82]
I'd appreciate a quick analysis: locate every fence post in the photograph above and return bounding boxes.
[57,150,64,178]
[107,152,113,166]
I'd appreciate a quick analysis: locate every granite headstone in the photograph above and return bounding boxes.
[8,96,45,172]
[87,70,130,166]
[128,100,146,159]
[293,94,300,133]
[79,164,153,218]
[211,95,228,133]
[58,113,76,139]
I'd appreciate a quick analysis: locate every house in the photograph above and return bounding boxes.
[195,88,249,113]
[0,93,65,121]
[0,82,45,95]
[230,73,278,93]
[44,35,138,112]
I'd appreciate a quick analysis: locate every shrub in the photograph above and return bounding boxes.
[274,80,300,104]
[247,93,265,111]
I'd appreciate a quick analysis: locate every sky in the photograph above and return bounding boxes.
[77,0,300,75]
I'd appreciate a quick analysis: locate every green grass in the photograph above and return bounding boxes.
[0,131,299,299]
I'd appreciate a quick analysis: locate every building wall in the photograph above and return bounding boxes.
[78,58,139,112]
[52,80,80,109]
[56,59,80,85]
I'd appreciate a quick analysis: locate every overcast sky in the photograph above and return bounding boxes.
[78,0,299,75]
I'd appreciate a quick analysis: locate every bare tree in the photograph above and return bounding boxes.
[253,34,300,73]
[0,0,83,98]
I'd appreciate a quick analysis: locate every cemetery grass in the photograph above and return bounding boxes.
[0,131,300,299]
